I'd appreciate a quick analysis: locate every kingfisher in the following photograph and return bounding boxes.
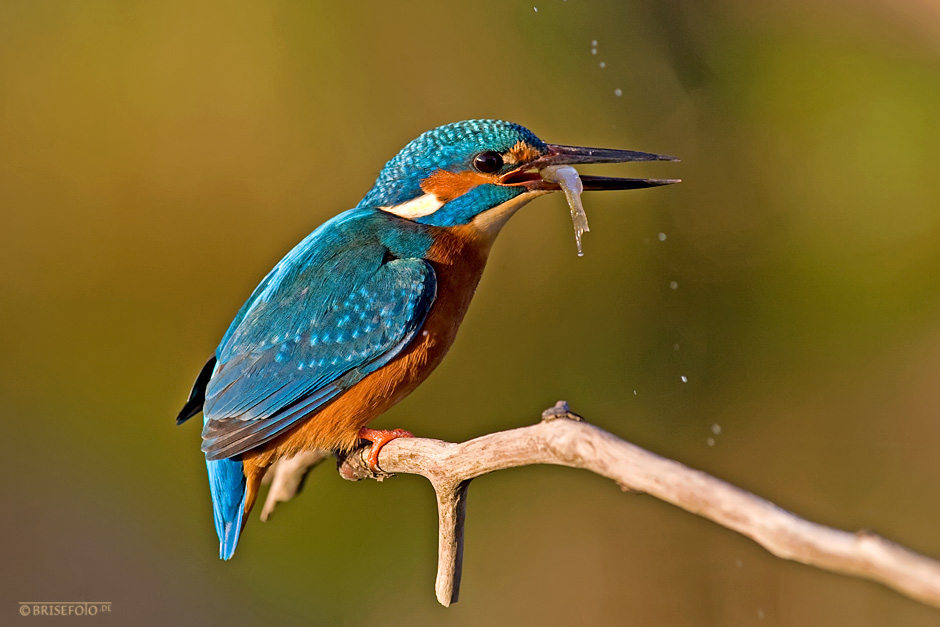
[176,119,677,559]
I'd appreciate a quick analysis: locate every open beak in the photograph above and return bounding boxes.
[504,143,680,191]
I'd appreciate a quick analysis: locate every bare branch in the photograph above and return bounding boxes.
[331,401,940,609]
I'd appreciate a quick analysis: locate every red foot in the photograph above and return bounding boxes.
[357,427,414,471]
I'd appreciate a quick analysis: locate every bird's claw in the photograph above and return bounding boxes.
[357,427,414,472]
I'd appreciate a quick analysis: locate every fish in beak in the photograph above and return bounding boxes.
[502,143,680,255]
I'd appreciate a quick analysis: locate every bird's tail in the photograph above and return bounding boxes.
[206,457,248,560]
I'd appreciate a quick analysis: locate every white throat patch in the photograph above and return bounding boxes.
[379,193,443,219]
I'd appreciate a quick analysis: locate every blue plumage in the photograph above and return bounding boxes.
[197,208,437,559]
[177,119,677,560]
[357,120,545,210]
[201,209,436,460]
[417,184,521,227]
[206,456,247,560]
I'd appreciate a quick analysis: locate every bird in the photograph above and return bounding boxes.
[176,119,677,559]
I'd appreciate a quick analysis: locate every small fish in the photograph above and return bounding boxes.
[540,164,589,256]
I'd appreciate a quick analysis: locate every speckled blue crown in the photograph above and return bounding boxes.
[357,119,546,209]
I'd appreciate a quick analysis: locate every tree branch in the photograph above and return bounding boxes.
[266,401,940,609]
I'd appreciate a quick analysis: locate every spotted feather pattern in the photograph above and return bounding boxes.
[200,212,437,460]
[358,119,546,209]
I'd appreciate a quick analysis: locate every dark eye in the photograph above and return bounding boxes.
[472,151,503,174]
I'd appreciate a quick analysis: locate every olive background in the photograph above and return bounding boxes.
[3,1,940,625]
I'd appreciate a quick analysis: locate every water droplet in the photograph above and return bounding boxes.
[711,424,722,435]
[533,6,538,11]
[599,61,606,68]
[669,281,678,290]
[614,88,623,97]
[706,437,715,447]
[680,375,688,383]
[658,232,666,241]
[591,40,598,46]
[673,343,680,351]
[591,48,597,55]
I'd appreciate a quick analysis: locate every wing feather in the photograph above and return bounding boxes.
[200,245,436,460]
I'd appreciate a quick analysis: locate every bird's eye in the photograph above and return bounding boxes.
[472,151,503,174]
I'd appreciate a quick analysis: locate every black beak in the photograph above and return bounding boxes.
[513,143,680,191]
[536,144,678,166]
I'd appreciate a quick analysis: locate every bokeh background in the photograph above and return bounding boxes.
[3,1,940,625]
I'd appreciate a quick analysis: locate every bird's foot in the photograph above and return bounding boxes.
[357,427,414,472]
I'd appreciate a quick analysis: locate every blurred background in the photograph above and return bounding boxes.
[3,1,940,625]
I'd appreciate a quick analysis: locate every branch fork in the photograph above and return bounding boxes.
[260,401,940,609]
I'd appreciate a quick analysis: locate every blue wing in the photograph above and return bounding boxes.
[200,221,436,461]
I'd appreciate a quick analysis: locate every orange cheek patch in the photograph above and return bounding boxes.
[420,169,499,203]
[508,141,543,165]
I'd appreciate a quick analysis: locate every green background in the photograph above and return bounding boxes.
[3,1,940,625]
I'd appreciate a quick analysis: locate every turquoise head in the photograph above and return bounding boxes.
[357,119,677,229]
